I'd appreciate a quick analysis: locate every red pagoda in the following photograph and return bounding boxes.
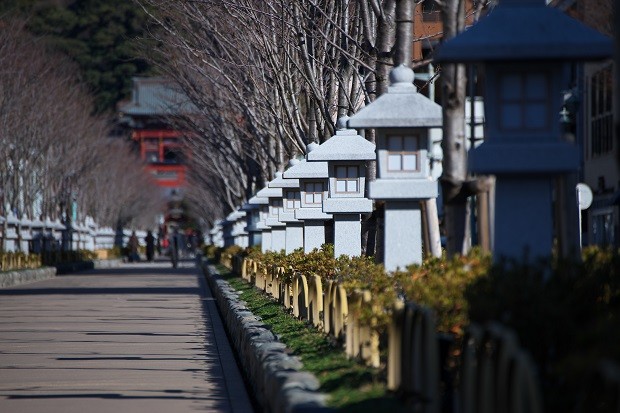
[118,77,195,193]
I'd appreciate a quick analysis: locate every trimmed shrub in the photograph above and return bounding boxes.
[393,248,491,337]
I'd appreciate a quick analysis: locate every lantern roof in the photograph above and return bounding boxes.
[247,195,269,205]
[307,119,375,161]
[434,0,612,63]
[268,171,300,188]
[241,202,258,211]
[283,159,329,179]
[256,185,283,198]
[348,65,443,128]
[228,210,246,220]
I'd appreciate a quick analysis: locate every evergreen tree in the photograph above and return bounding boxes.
[1,0,154,114]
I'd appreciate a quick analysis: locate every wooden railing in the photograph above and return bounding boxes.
[236,256,544,411]
[0,253,42,272]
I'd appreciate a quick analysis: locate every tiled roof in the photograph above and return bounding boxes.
[118,77,196,116]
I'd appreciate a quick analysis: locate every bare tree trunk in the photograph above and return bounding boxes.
[359,0,397,257]
[425,198,443,257]
[439,0,469,256]
[616,1,620,165]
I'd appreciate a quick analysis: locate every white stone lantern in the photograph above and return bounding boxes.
[307,118,375,257]
[268,169,302,254]
[348,64,443,270]
[435,0,612,260]
[228,209,248,248]
[256,183,284,252]
[209,220,224,248]
[5,212,20,252]
[283,144,332,253]
[19,216,33,254]
[244,195,268,247]
[222,215,235,247]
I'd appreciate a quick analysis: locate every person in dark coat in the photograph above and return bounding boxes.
[128,231,140,262]
[145,230,155,262]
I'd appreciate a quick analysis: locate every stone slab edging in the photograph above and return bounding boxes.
[55,258,121,274]
[0,267,57,288]
[203,263,333,413]
[93,259,122,269]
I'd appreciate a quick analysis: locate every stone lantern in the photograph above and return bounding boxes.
[307,118,375,257]
[283,144,332,253]
[223,212,235,247]
[209,220,224,248]
[5,212,19,252]
[256,183,284,252]
[244,195,268,247]
[435,0,612,260]
[229,209,248,248]
[267,168,302,253]
[348,64,443,270]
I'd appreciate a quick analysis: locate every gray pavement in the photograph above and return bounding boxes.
[0,260,254,413]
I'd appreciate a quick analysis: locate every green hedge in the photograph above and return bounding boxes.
[232,243,620,411]
[466,246,620,411]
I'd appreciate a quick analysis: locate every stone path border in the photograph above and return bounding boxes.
[1,259,122,288]
[202,262,332,413]
[0,267,56,288]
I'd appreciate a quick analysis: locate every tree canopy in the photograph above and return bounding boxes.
[1,0,154,114]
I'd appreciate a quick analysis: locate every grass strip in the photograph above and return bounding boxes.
[214,264,408,412]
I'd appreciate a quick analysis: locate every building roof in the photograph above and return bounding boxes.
[434,0,612,63]
[118,77,197,117]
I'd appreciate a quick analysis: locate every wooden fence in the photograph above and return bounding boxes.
[220,253,620,412]
[0,252,42,272]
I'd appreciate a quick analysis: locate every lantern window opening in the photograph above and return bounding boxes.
[498,69,552,132]
[270,199,283,216]
[304,181,326,205]
[335,165,360,193]
[386,134,421,172]
[285,190,301,210]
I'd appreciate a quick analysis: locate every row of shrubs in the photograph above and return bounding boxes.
[0,248,124,271]
[0,252,42,272]
[208,243,620,411]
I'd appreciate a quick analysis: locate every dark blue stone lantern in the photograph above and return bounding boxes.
[435,0,612,260]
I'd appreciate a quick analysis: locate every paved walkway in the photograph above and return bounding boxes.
[0,260,254,413]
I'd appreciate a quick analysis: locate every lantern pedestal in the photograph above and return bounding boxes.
[493,177,555,259]
[382,202,423,270]
[260,228,272,254]
[301,220,326,253]
[296,208,332,253]
[283,220,304,253]
[332,214,362,257]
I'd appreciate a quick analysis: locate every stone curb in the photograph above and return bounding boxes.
[203,263,333,413]
[55,258,121,274]
[0,258,121,287]
[93,259,122,269]
[0,267,57,288]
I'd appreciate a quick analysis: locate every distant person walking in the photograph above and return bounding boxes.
[169,228,180,268]
[128,231,140,262]
[145,230,155,262]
